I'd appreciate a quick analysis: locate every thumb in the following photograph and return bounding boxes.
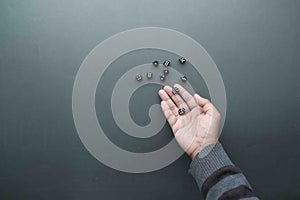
[194,93,210,107]
[194,94,221,118]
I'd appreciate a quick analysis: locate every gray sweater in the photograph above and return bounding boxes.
[189,142,259,200]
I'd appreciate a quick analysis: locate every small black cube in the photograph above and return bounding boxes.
[179,57,186,64]
[147,72,153,79]
[136,74,142,81]
[178,108,186,115]
[163,69,169,75]
[163,60,170,67]
[172,87,180,95]
[180,76,187,82]
[152,61,159,67]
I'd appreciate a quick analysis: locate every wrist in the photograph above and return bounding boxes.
[190,139,219,159]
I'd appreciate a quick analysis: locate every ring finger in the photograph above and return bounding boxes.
[163,85,190,113]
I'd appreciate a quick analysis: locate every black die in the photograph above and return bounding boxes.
[163,60,170,67]
[136,74,142,81]
[147,72,153,79]
[179,57,186,64]
[172,87,180,95]
[180,76,187,82]
[178,108,186,115]
[152,60,159,67]
[163,69,169,75]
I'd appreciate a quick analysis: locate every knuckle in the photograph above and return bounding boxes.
[185,94,192,102]
[203,98,210,104]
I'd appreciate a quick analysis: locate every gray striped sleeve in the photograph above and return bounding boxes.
[189,142,233,188]
[206,173,251,199]
[188,142,259,200]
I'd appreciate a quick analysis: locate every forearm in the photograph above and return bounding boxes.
[189,142,259,200]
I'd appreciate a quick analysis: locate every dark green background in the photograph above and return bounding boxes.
[1,0,299,199]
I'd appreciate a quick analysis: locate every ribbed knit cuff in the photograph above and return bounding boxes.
[189,142,233,189]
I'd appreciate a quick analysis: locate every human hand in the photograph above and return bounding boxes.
[158,84,221,159]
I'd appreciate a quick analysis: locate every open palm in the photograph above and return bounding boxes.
[158,84,221,159]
